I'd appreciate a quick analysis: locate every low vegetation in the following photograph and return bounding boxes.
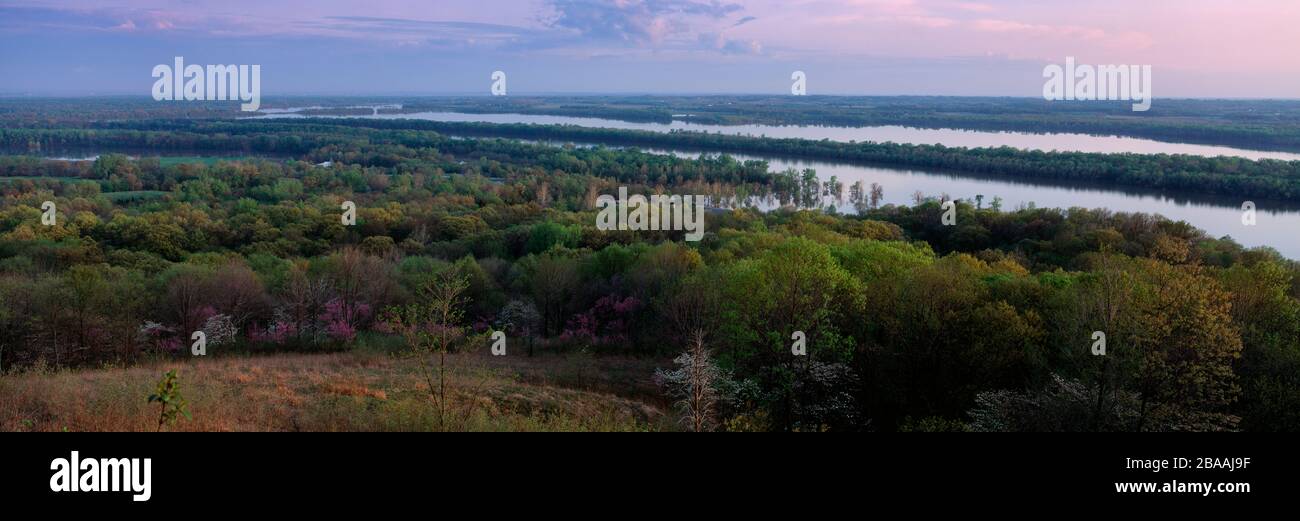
[0,351,666,432]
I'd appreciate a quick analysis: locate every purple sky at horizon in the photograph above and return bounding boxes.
[1,0,1297,97]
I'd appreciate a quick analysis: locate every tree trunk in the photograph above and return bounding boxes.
[439,350,447,431]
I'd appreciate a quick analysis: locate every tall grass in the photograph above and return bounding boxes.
[0,351,669,432]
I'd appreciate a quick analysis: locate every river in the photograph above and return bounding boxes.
[256,110,1300,162]
[256,109,1300,257]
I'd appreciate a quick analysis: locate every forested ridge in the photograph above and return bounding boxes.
[3,113,1299,432]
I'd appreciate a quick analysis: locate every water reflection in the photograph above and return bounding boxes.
[255,110,1300,162]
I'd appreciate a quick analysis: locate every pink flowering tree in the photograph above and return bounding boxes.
[560,294,642,348]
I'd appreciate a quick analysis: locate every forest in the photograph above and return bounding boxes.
[7,116,1300,203]
[1,106,1299,432]
[9,95,1300,151]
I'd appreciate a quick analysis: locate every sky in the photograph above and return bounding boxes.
[1,0,1297,97]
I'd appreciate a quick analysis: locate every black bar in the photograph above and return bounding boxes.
[5,433,1287,511]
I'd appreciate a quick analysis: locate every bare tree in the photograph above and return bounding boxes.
[210,261,269,329]
[165,268,209,337]
[328,247,396,329]
[281,264,331,341]
[495,299,541,357]
[656,331,724,432]
[382,271,470,431]
[849,181,866,214]
[531,254,579,336]
[661,271,723,347]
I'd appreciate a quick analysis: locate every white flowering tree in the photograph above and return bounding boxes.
[201,314,237,347]
[655,332,726,432]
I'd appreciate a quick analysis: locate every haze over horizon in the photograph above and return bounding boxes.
[2,0,1298,98]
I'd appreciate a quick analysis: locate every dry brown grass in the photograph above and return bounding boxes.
[0,351,671,432]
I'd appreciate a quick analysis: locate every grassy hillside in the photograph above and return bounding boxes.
[0,351,670,432]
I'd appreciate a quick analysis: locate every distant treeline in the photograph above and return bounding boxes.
[6,118,1300,202]
[9,95,1300,150]
[394,95,1300,151]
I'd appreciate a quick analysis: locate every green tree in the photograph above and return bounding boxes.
[1222,261,1300,431]
[147,370,191,431]
[381,271,470,431]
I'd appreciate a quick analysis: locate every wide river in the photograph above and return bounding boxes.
[308,111,1300,162]
[252,110,1300,257]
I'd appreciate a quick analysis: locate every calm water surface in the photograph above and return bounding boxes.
[283,111,1300,162]
[245,110,1300,257]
